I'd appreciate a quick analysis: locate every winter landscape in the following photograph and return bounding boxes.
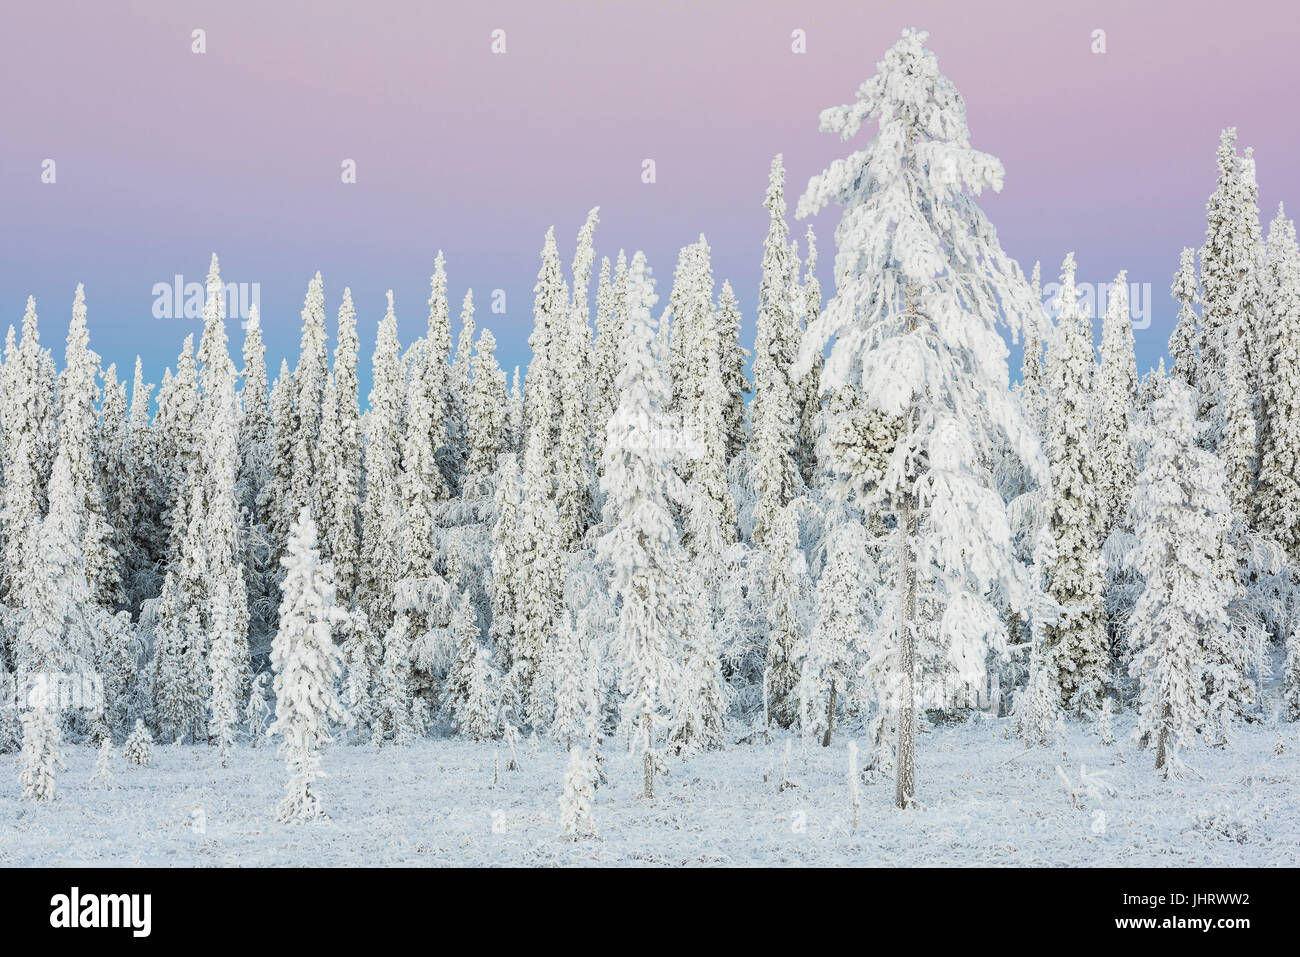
[3,12,1300,868]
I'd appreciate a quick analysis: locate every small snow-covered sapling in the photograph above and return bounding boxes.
[124,720,154,768]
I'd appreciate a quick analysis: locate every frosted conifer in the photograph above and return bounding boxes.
[269,508,347,821]
[795,29,1046,806]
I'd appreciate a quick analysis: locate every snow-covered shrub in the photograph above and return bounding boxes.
[124,719,154,767]
[1189,802,1269,844]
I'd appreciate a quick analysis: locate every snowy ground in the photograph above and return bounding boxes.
[1,715,1297,866]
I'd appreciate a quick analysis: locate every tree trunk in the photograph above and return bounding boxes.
[821,682,837,747]
[1155,702,1170,773]
[895,495,918,810]
[642,705,655,798]
[895,279,921,811]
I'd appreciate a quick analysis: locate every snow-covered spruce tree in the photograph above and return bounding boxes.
[123,719,153,767]
[551,208,600,547]
[19,686,63,802]
[512,433,565,729]
[196,255,252,761]
[1255,206,1300,559]
[551,611,588,751]
[327,289,363,605]
[806,514,873,745]
[1013,530,1062,746]
[15,449,94,801]
[391,299,453,718]
[260,358,296,588]
[152,577,204,743]
[96,362,131,609]
[245,671,270,747]
[443,590,501,741]
[394,272,460,725]
[1282,627,1300,722]
[1041,255,1109,715]
[95,609,140,743]
[237,304,271,523]
[684,339,737,554]
[407,256,454,502]
[1221,323,1258,517]
[598,251,688,799]
[1236,146,1269,417]
[269,507,347,822]
[1168,248,1200,389]
[1138,358,1169,416]
[1198,129,1262,447]
[1126,381,1234,777]
[716,280,750,464]
[1094,271,1139,536]
[751,155,802,545]
[559,745,598,841]
[507,366,525,453]
[1016,638,1061,748]
[2,297,59,556]
[447,288,477,484]
[23,449,93,670]
[795,225,825,488]
[316,375,341,561]
[591,255,621,433]
[291,271,330,528]
[668,236,713,418]
[677,242,738,555]
[1,425,42,610]
[764,501,810,729]
[59,284,120,607]
[121,357,161,609]
[157,335,201,530]
[157,340,202,570]
[667,565,730,757]
[423,252,455,455]
[464,329,509,487]
[525,229,569,454]
[488,452,523,674]
[794,29,1046,808]
[89,738,115,788]
[360,292,405,638]
[207,581,243,766]
[372,612,415,746]
[1202,557,1255,745]
[339,605,379,743]
[1018,261,1046,431]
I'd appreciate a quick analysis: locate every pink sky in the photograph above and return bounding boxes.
[2,0,1297,381]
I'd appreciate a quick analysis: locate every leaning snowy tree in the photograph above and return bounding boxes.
[268,507,348,822]
[795,28,1045,809]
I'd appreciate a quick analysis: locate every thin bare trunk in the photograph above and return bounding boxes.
[821,682,837,747]
[895,496,918,810]
[1155,702,1170,773]
[895,277,920,811]
[642,705,655,798]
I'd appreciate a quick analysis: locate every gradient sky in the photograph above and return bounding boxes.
[3,0,1299,396]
